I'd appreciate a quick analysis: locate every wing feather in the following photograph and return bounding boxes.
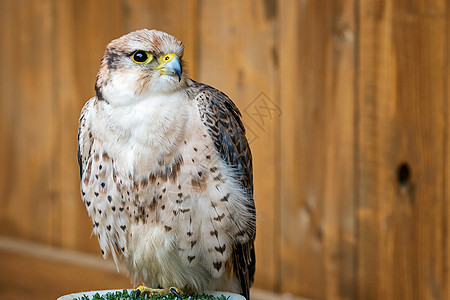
[77,98,95,180]
[188,81,255,299]
[77,98,127,268]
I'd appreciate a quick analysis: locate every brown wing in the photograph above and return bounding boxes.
[188,81,255,299]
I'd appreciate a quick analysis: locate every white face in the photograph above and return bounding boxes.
[95,29,187,106]
[101,64,184,106]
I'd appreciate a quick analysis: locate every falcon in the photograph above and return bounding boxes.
[77,29,256,299]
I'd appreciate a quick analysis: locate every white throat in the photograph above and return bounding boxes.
[101,71,187,105]
[91,90,191,176]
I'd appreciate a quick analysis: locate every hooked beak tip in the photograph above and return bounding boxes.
[159,55,182,81]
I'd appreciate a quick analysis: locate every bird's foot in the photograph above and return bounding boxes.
[134,286,183,299]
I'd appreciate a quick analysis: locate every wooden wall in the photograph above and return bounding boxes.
[0,0,449,299]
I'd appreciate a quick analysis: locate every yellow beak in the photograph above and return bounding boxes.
[157,53,182,81]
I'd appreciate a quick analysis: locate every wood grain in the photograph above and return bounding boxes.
[278,0,357,298]
[197,0,280,291]
[0,237,310,300]
[0,0,58,244]
[0,0,449,299]
[446,3,450,299]
[0,236,132,300]
[278,0,325,296]
[357,0,448,299]
[321,1,357,299]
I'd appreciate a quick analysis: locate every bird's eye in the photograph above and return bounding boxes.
[131,50,153,64]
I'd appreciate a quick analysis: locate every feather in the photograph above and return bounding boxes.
[188,81,256,299]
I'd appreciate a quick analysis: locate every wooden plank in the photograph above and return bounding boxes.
[357,0,448,299]
[278,1,327,296]
[0,236,309,300]
[197,0,279,292]
[0,0,15,233]
[446,5,450,300]
[321,1,357,299]
[0,236,131,300]
[278,0,357,298]
[0,0,58,244]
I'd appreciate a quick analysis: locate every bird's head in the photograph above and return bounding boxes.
[95,29,187,105]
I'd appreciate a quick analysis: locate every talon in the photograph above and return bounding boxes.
[170,287,183,299]
[134,285,145,299]
[133,285,184,298]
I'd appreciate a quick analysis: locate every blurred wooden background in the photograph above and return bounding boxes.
[0,0,449,299]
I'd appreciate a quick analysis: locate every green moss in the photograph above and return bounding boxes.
[75,289,230,300]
